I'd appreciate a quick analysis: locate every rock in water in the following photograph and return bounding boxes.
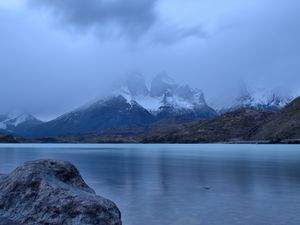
[0,160,122,225]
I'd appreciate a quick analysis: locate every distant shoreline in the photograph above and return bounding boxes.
[1,138,300,145]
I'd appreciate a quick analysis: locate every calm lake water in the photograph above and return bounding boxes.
[0,144,300,225]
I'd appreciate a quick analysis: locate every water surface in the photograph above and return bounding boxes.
[0,144,300,225]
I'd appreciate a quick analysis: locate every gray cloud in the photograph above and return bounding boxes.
[28,0,208,43]
[0,0,300,120]
[150,25,207,44]
[29,0,159,39]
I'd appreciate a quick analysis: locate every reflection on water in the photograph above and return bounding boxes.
[0,144,300,225]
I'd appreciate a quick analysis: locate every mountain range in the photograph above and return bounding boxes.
[209,84,293,113]
[0,73,298,142]
[142,96,300,143]
[18,96,299,144]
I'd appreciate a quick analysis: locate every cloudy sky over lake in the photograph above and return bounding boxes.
[0,0,299,119]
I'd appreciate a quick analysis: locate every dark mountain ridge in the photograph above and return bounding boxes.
[254,97,300,141]
[142,109,275,143]
[28,96,155,137]
[142,97,300,143]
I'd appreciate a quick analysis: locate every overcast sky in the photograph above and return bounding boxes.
[0,0,300,120]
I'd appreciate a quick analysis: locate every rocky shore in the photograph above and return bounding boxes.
[0,160,122,225]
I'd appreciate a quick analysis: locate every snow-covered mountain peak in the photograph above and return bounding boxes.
[114,72,210,113]
[210,85,294,113]
[250,87,293,109]
[50,72,216,134]
[0,112,42,132]
[8,114,36,126]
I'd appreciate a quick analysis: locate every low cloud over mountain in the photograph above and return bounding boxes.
[0,0,300,119]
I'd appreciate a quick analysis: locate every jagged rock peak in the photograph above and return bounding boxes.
[122,72,149,97]
[113,72,209,112]
[150,72,176,97]
[210,83,294,113]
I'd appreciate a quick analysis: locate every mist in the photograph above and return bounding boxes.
[0,0,300,120]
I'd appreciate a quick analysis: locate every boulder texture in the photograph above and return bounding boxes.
[0,160,122,225]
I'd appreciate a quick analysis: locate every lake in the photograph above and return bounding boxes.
[0,144,300,225]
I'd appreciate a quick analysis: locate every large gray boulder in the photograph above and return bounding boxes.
[0,160,122,225]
